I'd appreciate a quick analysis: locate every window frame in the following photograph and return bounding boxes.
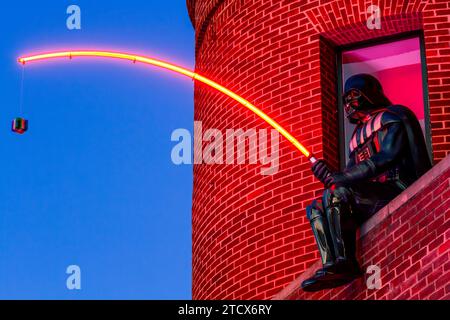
[335,31,433,170]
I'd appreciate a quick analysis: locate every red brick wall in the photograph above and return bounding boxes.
[275,156,450,300]
[187,0,450,300]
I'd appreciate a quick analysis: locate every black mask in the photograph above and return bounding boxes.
[343,74,392,124]
[343,89,374,123]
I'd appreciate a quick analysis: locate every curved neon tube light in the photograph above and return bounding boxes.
[18,51,315,162]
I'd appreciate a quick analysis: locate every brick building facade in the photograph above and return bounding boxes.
[187,0,450,299]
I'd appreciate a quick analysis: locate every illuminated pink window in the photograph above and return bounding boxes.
[339,35,431,165]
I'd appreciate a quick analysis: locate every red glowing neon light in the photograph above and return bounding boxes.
[18,50,316,163]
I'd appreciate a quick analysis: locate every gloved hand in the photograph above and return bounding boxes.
[312,160,349,188]
[323,172,346,188]
[311,160,332,185]
[323,160,376,188]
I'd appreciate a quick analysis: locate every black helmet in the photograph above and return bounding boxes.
[343,74,392,123]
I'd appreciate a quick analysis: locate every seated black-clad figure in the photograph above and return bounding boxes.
[301,73,432,292]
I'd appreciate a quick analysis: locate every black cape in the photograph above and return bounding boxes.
[387,105,432,179]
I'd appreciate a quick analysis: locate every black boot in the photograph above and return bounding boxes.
[301,201,343,292]
[324,188,362,281]
[306,201,335,267]
[301,190,362,292]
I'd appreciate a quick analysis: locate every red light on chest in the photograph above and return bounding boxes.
[357,147,372,162]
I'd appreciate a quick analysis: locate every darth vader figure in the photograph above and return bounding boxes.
[301,73,432,292]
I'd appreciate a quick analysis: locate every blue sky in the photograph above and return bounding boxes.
[0,1,194,299]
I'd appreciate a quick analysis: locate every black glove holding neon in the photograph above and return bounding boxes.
[311,160,332,185]
[312,159,376,188]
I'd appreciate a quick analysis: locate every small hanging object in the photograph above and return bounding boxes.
[12,117,28,134]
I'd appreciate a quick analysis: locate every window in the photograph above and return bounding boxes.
[338,35,432,166]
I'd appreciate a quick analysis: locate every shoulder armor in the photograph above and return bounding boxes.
[380,110,402,127]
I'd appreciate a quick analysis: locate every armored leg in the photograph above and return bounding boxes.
[301,187,362,292]
[323,187,358,264]
[305,200,335,268]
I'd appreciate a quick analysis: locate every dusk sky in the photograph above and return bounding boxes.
[0,1,194,299]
